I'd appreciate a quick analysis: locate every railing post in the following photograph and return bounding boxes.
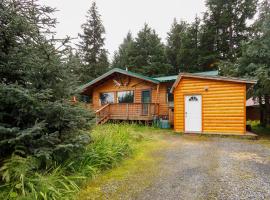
[96,113,98,124]
[127,103,129,120]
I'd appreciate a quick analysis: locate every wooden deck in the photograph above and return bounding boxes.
[95,103,159,124]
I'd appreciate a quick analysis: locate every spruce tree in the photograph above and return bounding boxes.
[166,19,188,74]
[198,12,219,70]
[220,0,270,126]
[0,0,93,165]
[112,31,135,69]
[166,17,207,74]
[112,24,171,76]
[202,0,258,61]
[78,2,109,83]
[132,24,172,76]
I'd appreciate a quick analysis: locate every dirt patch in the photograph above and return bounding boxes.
[229,152,268,164]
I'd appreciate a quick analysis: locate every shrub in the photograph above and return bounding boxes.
[0,124,147,199]
[68,124,136,176]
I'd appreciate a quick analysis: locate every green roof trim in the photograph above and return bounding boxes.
[153,75,178,82]
[153,70,219,82]
[78,68,160,92]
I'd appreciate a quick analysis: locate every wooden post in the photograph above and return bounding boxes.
[155,84,160,116]
[127,103,129,120]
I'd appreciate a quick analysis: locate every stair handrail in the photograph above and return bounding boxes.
[95,103,110,114]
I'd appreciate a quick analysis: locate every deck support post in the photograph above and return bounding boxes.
[155,84,160,116]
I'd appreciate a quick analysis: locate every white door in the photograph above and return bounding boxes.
[185,95,202,132]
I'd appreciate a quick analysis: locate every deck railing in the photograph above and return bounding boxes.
[95,103,159,124]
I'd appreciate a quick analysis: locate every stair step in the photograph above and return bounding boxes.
[97,115,110,125]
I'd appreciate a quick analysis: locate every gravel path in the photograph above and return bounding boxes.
[136,136,270,200]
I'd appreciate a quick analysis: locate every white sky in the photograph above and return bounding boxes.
[40,0,206,59]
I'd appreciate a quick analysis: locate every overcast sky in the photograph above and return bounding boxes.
[40,0,206,59]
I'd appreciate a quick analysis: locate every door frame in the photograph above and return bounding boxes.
[184,94,203,133]
[141,89,152,116]
[141,89,152,103]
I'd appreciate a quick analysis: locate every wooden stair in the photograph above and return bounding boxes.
[97,115,110,125]
[95,104,110,125]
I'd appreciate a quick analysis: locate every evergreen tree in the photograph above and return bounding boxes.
[198,12,219,70]
[131,24,172,76]
[166,17,208,73]
[166,19,188,74]
[202,0,258,62]
[0,0,93,166]
[220,0,270,126]
[112,24,171,76]
[178,17,202,72]
[78,1,109,83]
[112,31,134,69]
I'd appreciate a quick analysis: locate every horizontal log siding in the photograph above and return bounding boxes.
[91,76,158,110]
[174,77,246,134]
[85,74,171,118]
[158,83,170,116]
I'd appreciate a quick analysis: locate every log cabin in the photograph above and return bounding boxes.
[79,68,256,135]
[79,68,218,125]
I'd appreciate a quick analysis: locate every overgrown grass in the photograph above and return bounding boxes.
[0,124,163,200]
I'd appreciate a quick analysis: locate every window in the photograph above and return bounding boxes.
[80,95,92,103]
[189,96,198,101]
[142,90,151,103]
[167,87,174,102]
[100,92,114,105]
[117,91,134,103]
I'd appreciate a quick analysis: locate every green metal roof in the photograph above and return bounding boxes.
[153,70,219,82]
[153,75,178,82]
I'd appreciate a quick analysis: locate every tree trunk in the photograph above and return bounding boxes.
[259,96,266,127]
[265,95,270,126]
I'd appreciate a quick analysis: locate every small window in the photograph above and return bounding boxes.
[80,95,92,103]
[117,91,134,103]
[189,96,198,101]
[100,92,114,105]
[167,87,174,102]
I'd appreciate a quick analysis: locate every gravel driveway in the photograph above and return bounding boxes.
[137,136,270,200]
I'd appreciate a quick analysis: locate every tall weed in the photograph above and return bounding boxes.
[0,123,151,199]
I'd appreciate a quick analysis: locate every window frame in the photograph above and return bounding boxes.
[80,94,92,104]
[117,90,135,103]
[167,87,174,103]
[99,92,115,105]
